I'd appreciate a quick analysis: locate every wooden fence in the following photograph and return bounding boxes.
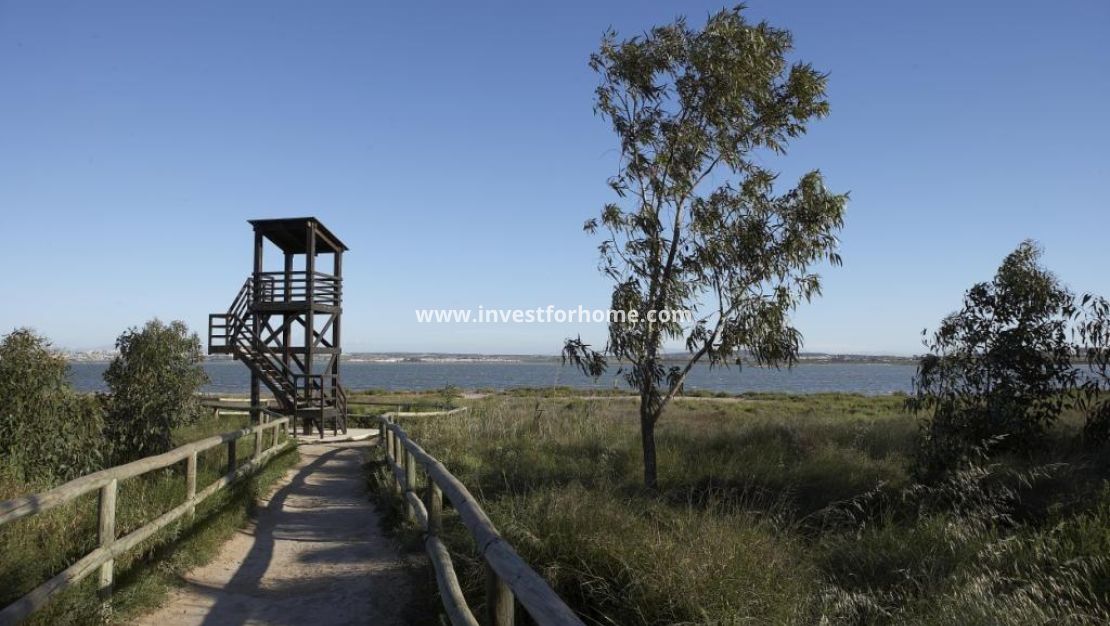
[379,413,584,626]
[0,411,293,626]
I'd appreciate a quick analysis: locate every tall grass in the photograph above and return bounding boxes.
[379,393,1110,624]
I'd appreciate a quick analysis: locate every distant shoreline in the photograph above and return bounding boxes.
[64,352,919,366]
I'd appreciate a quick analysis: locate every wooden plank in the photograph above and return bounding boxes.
[426,536,480,626]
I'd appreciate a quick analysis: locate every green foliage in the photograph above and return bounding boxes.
[909,241,1079,477]
[1076,295,1110,445]
[0,328,105,482]
[565,7,846,487]
[438,383,461,406]
[104,319,207,462]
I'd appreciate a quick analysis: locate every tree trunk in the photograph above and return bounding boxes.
[640,404,658,490]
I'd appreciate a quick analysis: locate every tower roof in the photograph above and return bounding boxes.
[249,217,348,254]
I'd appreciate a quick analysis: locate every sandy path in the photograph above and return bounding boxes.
[132,441,412,626]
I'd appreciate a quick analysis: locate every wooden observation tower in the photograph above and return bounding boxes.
[208,217,349,437]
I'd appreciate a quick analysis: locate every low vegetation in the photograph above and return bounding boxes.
[376,392,1110,625]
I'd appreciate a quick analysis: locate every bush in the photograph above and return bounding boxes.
[104,320,207,462]
[0,328,105,482]
[1076,295,1110,446]
[909,241,1078,477]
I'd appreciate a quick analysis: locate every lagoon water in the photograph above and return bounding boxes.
[67,360,916,396]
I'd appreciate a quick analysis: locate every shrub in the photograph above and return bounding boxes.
[909,241,1078,477]
[0,328,105,482]
[1076,295,1110,446]
[104,320,207,462]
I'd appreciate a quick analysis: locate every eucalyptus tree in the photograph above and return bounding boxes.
[564,7,847,489]
[0,328,105,481]
[105,319,208,461]
[909,241,1079,477]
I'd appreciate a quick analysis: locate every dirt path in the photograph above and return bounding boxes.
[132,441,412,626]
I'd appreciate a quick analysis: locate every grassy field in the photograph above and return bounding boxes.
[0,410,299,625]
[378,392,1110,625]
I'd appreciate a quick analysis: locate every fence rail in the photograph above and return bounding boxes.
[379,413,584,626]
[254,271,341,306]
[0,410,293,626]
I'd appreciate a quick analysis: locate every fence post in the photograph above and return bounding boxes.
[391,430,402,496]
[186,451,198,518]
[254,428,262,461]
[97,478,117,600]
[484,560,515,626]
[227,438,237,475]
[424,481,442,535]
[404,447,417,523]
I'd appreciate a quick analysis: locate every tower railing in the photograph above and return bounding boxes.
[250,271,341,306]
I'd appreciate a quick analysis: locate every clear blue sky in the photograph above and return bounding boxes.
[1,1,1107,355]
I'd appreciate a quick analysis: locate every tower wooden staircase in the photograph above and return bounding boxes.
[208,218,349,437]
